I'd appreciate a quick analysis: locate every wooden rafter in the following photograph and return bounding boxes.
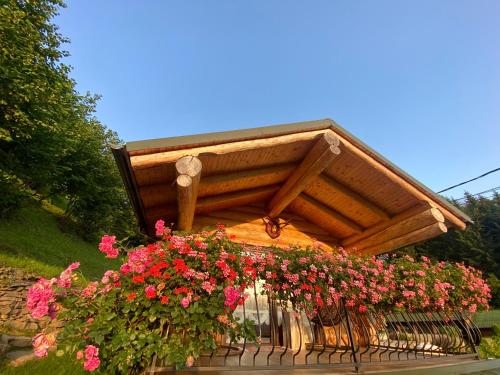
[346,206,445,252]
[358,222,448,256]
[268,130,341,218]
[341,202,435,246]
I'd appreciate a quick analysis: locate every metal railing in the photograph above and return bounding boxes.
[151,283,482,372]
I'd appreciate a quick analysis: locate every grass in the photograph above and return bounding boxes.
[0,202,119,280]
[0,353,89,375]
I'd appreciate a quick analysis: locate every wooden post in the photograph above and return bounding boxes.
[175,155,202,231]
[268,130,341,218]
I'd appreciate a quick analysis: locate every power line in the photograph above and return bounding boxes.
[437,167,500,193]
[454,185,500,202]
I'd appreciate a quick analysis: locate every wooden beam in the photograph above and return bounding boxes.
[306,174,390,222]
[341,202,434,247]
[196,185,280,214]
[333,133,467,230]
[199,163,295,197]
[289,194,364,237]
[139,163,295,209]
[175,156,202,231]
[358,222,448,257]
[346,207,445,252]
[145,185,280,221]
[130,130,328,169]
[268,130,341,218]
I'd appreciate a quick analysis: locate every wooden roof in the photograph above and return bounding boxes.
[112,118,470,256]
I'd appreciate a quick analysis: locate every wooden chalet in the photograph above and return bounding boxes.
[112,118,470,256]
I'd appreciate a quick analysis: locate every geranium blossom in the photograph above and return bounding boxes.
[98,235,118,258]
[32,332,56,358]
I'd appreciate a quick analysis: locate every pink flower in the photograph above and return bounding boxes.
[223,286,240,307]
[81,282,98,298]
[181,296,191,308]
[98,235,118,258]
[27,278,56,319]
[32,333,55,358]
[201,281,215,294]
[84,344,98,359]
[84,356,100,371]
[145,285,156,299]
[101,270,119,284]
[155,219,166,236]
[76,350,83,360]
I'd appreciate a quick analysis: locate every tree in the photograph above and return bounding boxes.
[401,193,500,306]
[0,0,136,239]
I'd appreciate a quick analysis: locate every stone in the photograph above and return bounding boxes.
[5,349,36,367]
[10,336,33,348]
[0,342,9,356]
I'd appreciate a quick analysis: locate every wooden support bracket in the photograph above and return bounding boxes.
[268,130,341,218]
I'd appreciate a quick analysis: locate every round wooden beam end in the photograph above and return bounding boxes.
[176,174,192,188]
[175,155,202,177]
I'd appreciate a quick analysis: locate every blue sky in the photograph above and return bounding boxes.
[56,0,500,199]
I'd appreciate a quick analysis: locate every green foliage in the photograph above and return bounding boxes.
[0,203,119,279]
[479,324,500,359]
[400,194,500,306]
[0,0,136,239]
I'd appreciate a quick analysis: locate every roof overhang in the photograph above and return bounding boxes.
[112,118,470,256]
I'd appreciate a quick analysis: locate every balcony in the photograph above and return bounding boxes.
[149,285,482,373]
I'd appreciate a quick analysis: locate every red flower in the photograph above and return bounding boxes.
[127,293,137,301]
[145,285,156,299]
[132,275,144,283]
[163,273,172,280]
[160,296,169,305]
[174,286,190,295]
[173,259,188,274]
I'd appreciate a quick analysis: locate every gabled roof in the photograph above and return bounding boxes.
[112,118,470,255]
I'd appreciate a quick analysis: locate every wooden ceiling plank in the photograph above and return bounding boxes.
[268,130,341,218]
[358,222,448,257]
[345,207,445,252]
[334,134,466,230]
[289,194,363,237]
[305,174,390,225]
[175,156,202,231]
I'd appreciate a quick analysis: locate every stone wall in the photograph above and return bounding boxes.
[0,266,51,333]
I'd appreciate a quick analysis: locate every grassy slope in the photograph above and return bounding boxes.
[0,203,119,280]
[0,204,118,373]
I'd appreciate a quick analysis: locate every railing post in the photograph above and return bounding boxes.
[342,298,360,372]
